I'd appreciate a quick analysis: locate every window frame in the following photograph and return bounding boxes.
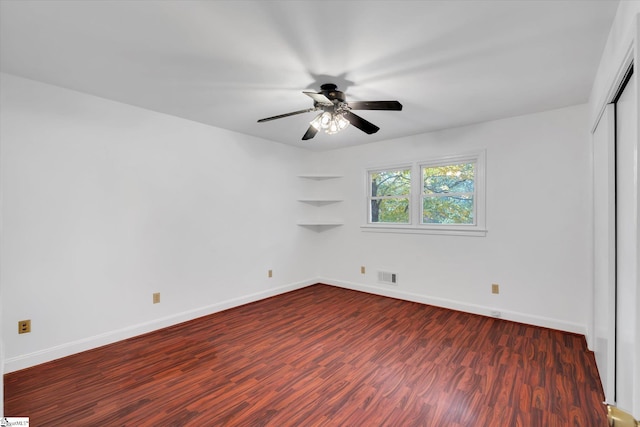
[362,151,487,237]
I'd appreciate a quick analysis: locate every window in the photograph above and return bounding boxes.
[365,152,486,236]
[369,168,411,224]
[422,161,475,225]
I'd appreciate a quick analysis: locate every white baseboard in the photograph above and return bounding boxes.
[4,279,315,373]
[320,278,586,336]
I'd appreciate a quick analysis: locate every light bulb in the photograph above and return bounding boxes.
[337,115,350,130]
[327,119,339,134]
[320,112,332,128]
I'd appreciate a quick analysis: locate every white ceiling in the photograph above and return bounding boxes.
[0,0,619,151]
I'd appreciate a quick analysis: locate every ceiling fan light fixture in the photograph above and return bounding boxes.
[337,113,350,130]
[328,113,349,134]
[327,120,340,134]
[310,111,350,135]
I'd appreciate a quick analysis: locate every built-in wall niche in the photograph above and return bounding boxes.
[297,175,344,229]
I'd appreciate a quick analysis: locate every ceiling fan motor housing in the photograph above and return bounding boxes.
[320,83,346,103]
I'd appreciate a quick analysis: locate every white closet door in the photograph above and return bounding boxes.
[615,73,637,416]
[592,103,616,403]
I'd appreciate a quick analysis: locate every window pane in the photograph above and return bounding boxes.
[371,198,410,223]
[371,169,411,197]
[423,163,474,194]
[423,196,474,224]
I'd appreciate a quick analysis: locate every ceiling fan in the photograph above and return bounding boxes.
[257,84,403,140]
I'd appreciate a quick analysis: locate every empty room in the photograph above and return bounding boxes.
[1,1,639,425]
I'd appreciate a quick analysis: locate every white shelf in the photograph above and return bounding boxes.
[297,174,343,230]
[297,174,343,180]
[297,221,344,226]
[297,199,343,205]
[297,221,344,231]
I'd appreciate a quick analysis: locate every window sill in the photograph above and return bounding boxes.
[360,224,487,237]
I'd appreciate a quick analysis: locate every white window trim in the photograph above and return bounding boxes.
[362,151,487,237]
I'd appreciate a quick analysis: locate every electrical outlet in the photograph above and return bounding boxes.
[268,269,273,278]
[360,266,366,274]
[153,292,160,304]
[492,284,500,294]
[18,319,31,334]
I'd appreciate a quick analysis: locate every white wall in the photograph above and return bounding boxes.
[313,105,592,334]
[0,73,317,372]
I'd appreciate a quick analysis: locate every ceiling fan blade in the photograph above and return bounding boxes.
[303,91,334,106]
[344,111,380,134]
[347,101,403,111]
[257,107,317,123]
[302,125,318,140]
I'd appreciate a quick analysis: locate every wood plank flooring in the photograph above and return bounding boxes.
[4,284,608,426]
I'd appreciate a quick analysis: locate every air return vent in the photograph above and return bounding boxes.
[378,271,398,285]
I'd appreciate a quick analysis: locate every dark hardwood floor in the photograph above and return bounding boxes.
[5,284,608,426]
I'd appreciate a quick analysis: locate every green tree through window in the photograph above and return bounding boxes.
[422,163,475,224]
[369,169,411,223]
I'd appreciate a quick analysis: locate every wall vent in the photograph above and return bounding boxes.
[377,271,398,285]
